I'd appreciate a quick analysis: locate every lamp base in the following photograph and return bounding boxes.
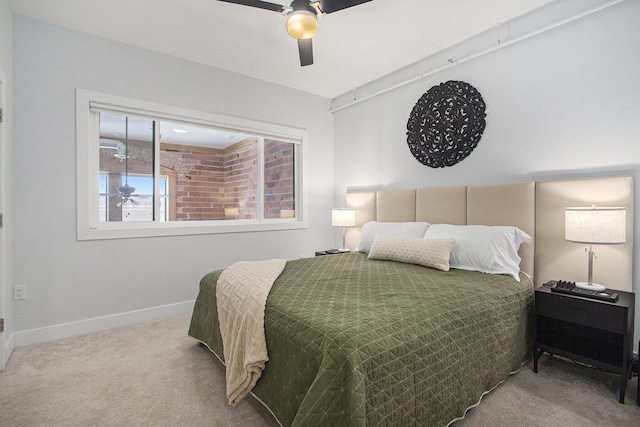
[575,281,606,291]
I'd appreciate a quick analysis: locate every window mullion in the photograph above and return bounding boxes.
[294,142,301,221]
[153,120,160,222]
[258,137,265,221]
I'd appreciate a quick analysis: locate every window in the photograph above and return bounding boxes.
[77,90,306,240]
[99,174,168,222]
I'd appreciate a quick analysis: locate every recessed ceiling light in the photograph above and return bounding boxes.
[174,129,188,134]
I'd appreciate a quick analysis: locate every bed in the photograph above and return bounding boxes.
[188,176,633,426]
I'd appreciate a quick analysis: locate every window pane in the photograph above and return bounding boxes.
[99,113,155,222]
[99,175,108,222]
[159,177,168,222]
[121,176,154,221]
[264,139,295,219]
[158,121,258,221]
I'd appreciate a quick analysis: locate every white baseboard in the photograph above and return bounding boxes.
[14,300,195,347]
[2,332,16,370]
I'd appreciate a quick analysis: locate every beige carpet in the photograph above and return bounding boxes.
[1,314,638,426]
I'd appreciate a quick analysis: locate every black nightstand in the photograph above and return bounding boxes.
[533,285,635,403]
[315,249,348,256]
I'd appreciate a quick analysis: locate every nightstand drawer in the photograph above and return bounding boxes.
[536,292,625,332]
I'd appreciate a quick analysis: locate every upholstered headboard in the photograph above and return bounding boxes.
[344,176,633,291]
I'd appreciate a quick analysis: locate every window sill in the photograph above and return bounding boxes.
[77,220,308,241]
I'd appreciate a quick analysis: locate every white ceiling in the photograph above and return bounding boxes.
[8,0,554,99]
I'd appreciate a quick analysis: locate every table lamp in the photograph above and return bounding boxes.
[332,208,356,252]
[565,206,626,291]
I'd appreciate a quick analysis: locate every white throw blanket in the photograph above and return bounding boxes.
[216,258,287,406]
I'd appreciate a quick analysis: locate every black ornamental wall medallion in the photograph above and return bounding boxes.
[406,80,486,168]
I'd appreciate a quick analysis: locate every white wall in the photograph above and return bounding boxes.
[0,0,13,367]
[11,16,335,343]
[333,1,640,343]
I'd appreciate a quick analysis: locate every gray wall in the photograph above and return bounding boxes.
[0,0,14,370]
[11,16,335,342]
[0,0,13,368]
[333,1,640,343]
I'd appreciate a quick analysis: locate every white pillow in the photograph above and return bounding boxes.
[368,234,456,271]
[423,224,532,281]
[356,221,431,253]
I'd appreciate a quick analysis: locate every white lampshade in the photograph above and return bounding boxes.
[332,208,356,227]
[280,209,295,218]
[224,207,240,219]
[565,207,626,244]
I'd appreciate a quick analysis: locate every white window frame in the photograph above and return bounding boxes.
[76,89,307,240]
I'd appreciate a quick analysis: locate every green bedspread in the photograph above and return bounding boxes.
[188,252,533,426]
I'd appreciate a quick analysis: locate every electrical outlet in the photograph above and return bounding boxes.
[14,285,26,300]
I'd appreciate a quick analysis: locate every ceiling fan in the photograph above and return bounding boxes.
[217,0,373,66]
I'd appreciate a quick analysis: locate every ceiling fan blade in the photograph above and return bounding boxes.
[216,0,285,13]
[297,38,313,66]
[317,0,373,14]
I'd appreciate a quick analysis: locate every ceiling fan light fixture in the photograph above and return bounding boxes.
[117,183,136,197]
[286,9,318,40]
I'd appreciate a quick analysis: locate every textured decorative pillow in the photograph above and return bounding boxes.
[368,234,456,271]
[356,221,431,253]
[423,224,532,281]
